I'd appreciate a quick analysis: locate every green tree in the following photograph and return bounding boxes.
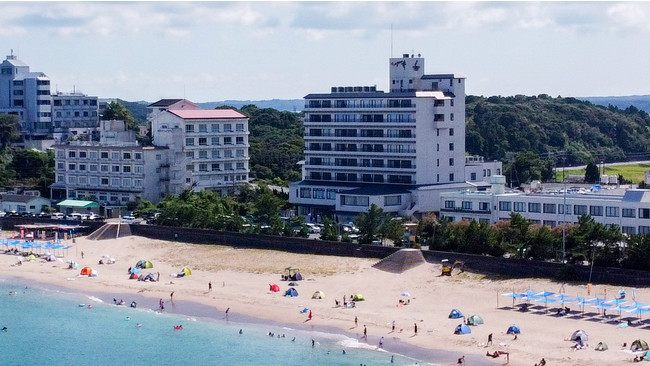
[0,114,20,148]
[622,234,650,270]
[584,162,600,183]
[355,204,385,244]
[319,216,338,241]
[102,101,136,130]
[381,218,404,245]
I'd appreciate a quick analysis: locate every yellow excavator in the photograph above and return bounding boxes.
[441,259,465,276]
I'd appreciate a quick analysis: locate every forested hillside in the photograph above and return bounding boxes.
[466,94,650,166]
[238,105,303,182]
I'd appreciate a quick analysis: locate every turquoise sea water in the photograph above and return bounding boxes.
[0,278,432,366]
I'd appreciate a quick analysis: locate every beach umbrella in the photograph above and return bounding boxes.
[555,294,572,300]
[606,299,627,305]
[610,305,629,321]
[501,292,521,307]
[627,307,650,322]
[593,303,612,316]
[536,291,554,298]
[628,302,646,309]
[592,297,607,305]
[536,297,557,311]
[520,290,537,297]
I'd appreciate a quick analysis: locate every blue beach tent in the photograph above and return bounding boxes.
[285,288,299,297]
[454,324,471,335]
[507,325,521,334]
[449,309,464,319]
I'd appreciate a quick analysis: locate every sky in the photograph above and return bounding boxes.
[1,1,649,103]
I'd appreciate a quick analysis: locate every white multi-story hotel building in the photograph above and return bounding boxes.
[0,52,99,143]
[51,120,172,207]
[440,175,650,235]
[289,53,501,222]
[150,100,250,195]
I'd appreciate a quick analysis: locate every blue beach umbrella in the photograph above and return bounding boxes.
[536,297,557,311]
[593,303,612,316]
[536,291,554,298]
[610,305,629,321]
[627,307,650,322]
[606,299,627,305]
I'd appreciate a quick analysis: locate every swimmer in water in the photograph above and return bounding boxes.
[239,329,243,334]
[292,337,296,342]
[125,317,130,321]
[342,350,346,355]
[1,326,7,331]
[136,324,142,328]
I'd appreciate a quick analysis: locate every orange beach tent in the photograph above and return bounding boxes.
[80,267,93,276]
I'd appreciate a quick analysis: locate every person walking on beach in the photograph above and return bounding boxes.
[225,307,230,320]
[308,310,313,321]
[170,291,174,302]
[81,251,84,259]
[159,298,165,312]
[208,281,212,292]
[414,322,418,335]
[354,316,358,327]
[487,333,493,346]
[392,320,396,332]
[379,336,384,349]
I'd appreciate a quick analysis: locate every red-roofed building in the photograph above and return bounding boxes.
[149,100,250,195]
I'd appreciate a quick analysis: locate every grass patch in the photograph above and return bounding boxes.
[557,163,650,183]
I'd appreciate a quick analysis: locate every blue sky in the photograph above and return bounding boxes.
[1,1,649,102]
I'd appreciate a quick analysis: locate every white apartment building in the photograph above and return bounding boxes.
[51,120,171,206]
[149,102,250,195]
[289,53,501,222]
[440,175,650,235]
[0,52,99,142]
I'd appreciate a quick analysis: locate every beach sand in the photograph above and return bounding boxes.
[1,234,648,366]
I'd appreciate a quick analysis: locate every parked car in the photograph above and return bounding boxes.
[305,223,321,234]
[38,212,51,219]
[51,212,65,220]
[87,214,105,221]
[122,215,136,223]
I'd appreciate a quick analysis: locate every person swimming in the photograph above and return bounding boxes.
[239,329,243,334]
[1,326,7,331]
[136,324,142,328]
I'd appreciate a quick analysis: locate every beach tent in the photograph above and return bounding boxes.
[270,284,280,292]
[570,330,588,345]
[595,342,608,351]
[26,254,36,261]
[46,254,58,262]
[454,324,471,335]
[468,315,484,325]
[506,325,521,334]
[449,309,464,319]
[631,339,649,351]
[136,260,153,269]
[353,294,364,301]
[285,288,299,297]
[644,350,650,358]
[292,272,303,281]
[181,267,192,276]
[312,291,326,299]
[129,273,139,280]
[80,267,93,276]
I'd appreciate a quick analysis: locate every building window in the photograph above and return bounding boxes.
[68,151,76,158]
[123,165,131,173]
[479,202,489,211]
[449,173,454,181]
[199,164,208,172]
[101,178,109,185]
[236,162,245,170]
[224,137,232,145]
[211,124,219,132]
[462,201,472,210]
[68,164,76,171]
[185,138,194,146]
[385,195,401,206]
[199,151,208,159]
[543,203,556,214]
[211,163,220,171]
[111,178,121,187]
[543,220,556,228]
[470,172,476,180]
[186,151,194,158]
[236,123,244,132]
[199,124,207,133]
[211,150,220,159]
[236,136,244,144]
[123,152,131,159]
[499,201,511,211]
[574,205,588,215]
[100,165,109,172]
[640,226,650,234]
[558,204,571,214]
[449,143,454,151]
[622,226,636,235]
[224,124,232,132]
[589,206,603,216]
[640,208,650,219]
[185,125,194,133]
[134,153,142,160]
[186,164,194,172]
[622,208,636,218]
[112,165,120,173]
[444,200,455,209]
[211,137,220,145]
[514,202,526,212]
[605,206,619,217]
[199,138,207,146]
[528,203,541,213]
[100,151,109,159]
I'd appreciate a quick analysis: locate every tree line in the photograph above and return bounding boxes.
[418,212,650,272]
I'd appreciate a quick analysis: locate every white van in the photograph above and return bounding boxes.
[51,212,65,220]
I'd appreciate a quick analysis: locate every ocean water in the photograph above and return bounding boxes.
[0,278,429,366]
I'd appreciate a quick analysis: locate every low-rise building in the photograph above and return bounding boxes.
[0,194,50,214]
[440,175,650,235]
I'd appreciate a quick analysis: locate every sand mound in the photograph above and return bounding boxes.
[86,223,132,240]
[372,248,426,273]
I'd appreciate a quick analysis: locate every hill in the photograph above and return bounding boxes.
[465,94,650,166]
[199,99,303,112]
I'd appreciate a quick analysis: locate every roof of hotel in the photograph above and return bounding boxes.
[148,99,184,107]
[168,109,246,119]
[304,90,455,99]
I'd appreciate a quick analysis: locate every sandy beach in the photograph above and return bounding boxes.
[1,234,649,366]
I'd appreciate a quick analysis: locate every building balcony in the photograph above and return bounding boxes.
[440,207,491,215]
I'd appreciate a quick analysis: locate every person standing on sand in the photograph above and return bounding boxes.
[308,310,313,321]
[81,251,84,259]
[170,291,174,302]
[354,316,358,327]
[487,333,493,346]
[414,323,418,335]
[363,325,367,341]
[225,307,230,320]
[379,336,384,349]
[208,282,212,292]
[392,320,395,332]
